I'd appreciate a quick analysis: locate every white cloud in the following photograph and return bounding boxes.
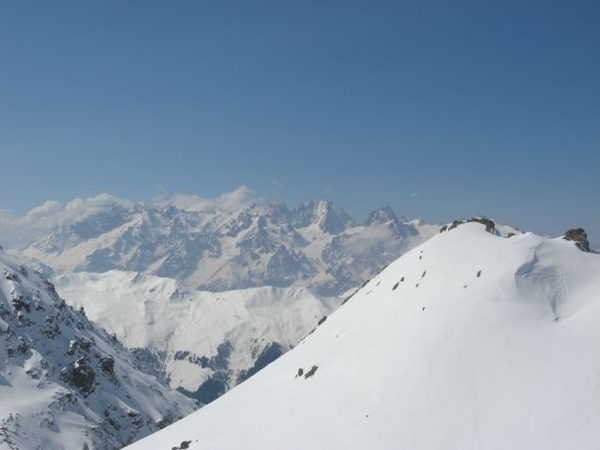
[15,194,132,232]
[1,202,64,247]
[0,210,19,244]
[62,194,132,223]
[154,186,260,213]
[217,186,260,211]
[155,193,212,211]
[3,188,258,249]
[19,200,61,226]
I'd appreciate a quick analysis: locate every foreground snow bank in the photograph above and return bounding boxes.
[126,223,600,450]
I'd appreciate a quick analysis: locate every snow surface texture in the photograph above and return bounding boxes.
[0,251,196,450]
[17,195,439,297]
[126,223,600,450]
[54,272,340,404]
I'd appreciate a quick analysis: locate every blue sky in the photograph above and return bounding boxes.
[1,1,598,238]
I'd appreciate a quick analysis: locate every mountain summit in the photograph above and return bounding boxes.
[126,222,600,450]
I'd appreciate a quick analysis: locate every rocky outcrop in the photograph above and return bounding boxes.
[440,217,496,234]
[563,228,590,252]
[0,251,196,449]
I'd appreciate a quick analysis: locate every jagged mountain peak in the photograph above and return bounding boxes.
[0,252,196,449]
[364,205,397,224]
[19,194,436,296]
[126,222,600,449]
[563,227,591,252]
[293,199,355,233]
[364,206,419,238]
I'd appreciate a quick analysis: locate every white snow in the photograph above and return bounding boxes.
[54,270,340,395]
[125,223,600,450]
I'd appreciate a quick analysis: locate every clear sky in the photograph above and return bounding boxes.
[1,1,599,238]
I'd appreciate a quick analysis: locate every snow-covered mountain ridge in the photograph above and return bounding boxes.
[0,250,196,450]
[126,222,600,449]
[17,193,439,296]
[53,271,339,404]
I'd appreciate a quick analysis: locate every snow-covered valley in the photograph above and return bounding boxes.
[54,271,340,404]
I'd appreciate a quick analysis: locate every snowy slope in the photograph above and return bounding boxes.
[53,271,340,403]
[0,251,196,450]
[125,222,600,450]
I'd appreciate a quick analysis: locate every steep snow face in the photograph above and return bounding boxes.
[125,223,600,450]
[0,252,196,450]
[54,271,340,404]
[19,198,436,296]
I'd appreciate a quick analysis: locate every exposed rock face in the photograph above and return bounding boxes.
[100,356,115,375]
[440,217,496,234]
[563,228,590,252]
[174,341,234,404]
[0,252,196,449]
[72,357,96,394]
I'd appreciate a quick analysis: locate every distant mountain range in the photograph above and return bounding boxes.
[17,193,439,297]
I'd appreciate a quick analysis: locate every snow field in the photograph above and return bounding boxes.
[126,223,600,450]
